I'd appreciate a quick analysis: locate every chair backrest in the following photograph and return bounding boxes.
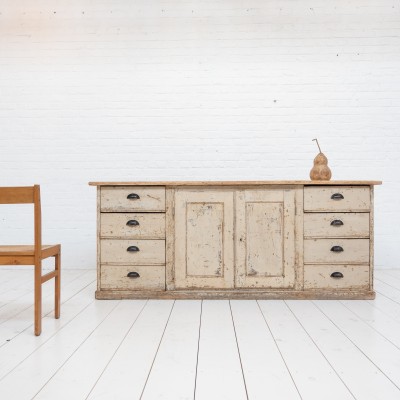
[0,185,42,256]
[0,186,35,204]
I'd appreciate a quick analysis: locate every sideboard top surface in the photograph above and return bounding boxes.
[89,180,382,187]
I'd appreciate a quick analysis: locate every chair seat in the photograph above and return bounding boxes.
[0,244,60,257]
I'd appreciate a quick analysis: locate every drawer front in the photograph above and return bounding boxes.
[304,265,370,289]
[304,213,370,238]
[304,186,370,212]
[101,265,165,290]
[304,238,369,264]
[100,239,165,265]
[101,213,165,239]
[101,186,165,212]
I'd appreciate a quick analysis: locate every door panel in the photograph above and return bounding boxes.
[186,202,224,277]
[174,189,234,289]
[246,202,284,277]
[236,188,297,288]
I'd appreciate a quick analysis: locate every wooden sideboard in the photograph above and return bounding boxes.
[89,181,381,300]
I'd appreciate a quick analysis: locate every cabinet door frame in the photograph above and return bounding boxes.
[235,186,302,289]
[173,188,235,289]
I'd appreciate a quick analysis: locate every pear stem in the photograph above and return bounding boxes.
[313,138,322,153]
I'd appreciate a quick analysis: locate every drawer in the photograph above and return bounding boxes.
[304,238,369,264]
[101,265,165,290]
[100,239,165,265]
[304,186,370,212]
[101,186,165,212]
[304,213,369,238]
[304,265,369,290]
[101,213,165,239]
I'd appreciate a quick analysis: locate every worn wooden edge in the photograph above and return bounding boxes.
[369,186,374,291]
[100,208,166,213]
[165,188,175,290]
[96,187,101,292]
[234,189,243,287]
[295,187,304,290]
[100,235,166,240]
[304,208,371,213]
[89,180,382,187]
[95,289,376,300]
[101,262,166,266]
[304,235,370,239]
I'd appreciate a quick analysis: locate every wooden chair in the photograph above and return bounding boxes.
[0,185,61,336]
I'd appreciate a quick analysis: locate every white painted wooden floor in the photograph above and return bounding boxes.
[1,269,400,400]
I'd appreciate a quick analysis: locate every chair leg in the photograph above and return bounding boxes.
[34,262,42,336]
[55,251,61,319]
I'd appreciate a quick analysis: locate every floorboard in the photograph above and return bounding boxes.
[230,300,300,400]
[34,300,147,400]
[287,300,400,400]
[314,300,400,389]
[341,299,400,349]
[375,280,400,304]
[0,270,95,346]
[141,300,202,400]
[258,300,354,400]
[375,270,400,290]
[86,300,174,400]
[194,300,247,400]
[381,270,400,280]
[0,297,118,399]
[367,294,400,323]
[1,269,400,400]
[0,270,34,306]
[0,270,88,327]
[0,279,97,379]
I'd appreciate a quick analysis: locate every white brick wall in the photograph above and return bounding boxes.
[0,0,399,268]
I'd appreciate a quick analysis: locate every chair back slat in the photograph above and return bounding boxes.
[0,187,35,204]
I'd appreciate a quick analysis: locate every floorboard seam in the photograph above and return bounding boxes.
[84,299,149,400]
[339,300,400,351]
[31,300,122,400]
[229,300,249,400]
[285,300,357,400]
[256,300,303,400]
[193,300,202,400]
[139,300,176,400]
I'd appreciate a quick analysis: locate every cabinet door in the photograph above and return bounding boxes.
[236,188,297,288]
[174,189,234,289]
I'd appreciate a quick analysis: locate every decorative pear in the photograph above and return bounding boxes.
[310,139,332,180]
